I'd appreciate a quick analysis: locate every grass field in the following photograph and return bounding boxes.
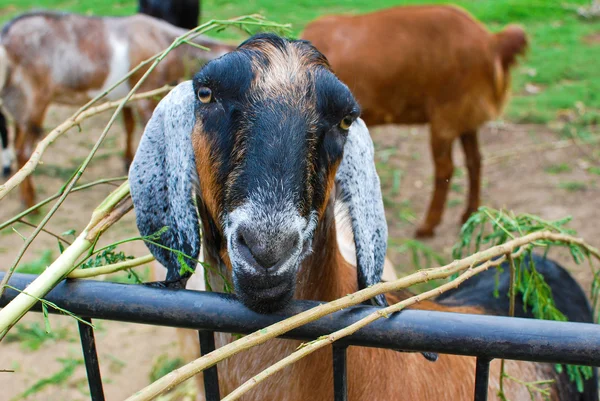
[2,0,600,126]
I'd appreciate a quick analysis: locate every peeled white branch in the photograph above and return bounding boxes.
[68,254,155,279]
[0,183,131,335]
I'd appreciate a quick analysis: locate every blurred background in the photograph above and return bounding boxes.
[0,1,599,400]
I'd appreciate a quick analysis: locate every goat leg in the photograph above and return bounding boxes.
[459,132,481,224]
[122,106,136,171]
[416,134,454,238]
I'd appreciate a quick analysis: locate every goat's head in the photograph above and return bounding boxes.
[130,34,387,312]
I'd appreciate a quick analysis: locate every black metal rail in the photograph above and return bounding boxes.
[2,273,600,401]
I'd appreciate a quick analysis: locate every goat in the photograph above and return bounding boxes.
[302,5,528,237]
[129,34,595,400]
[139,0,201,30]
[0,11,234,207]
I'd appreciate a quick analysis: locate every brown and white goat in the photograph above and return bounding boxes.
[130,35,595,400]
[0,11,234,207]
[302,5,528,237]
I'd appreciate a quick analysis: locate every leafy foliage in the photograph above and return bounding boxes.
[454,207,597,395]
[81,245,134,270]
[391,238,446,271]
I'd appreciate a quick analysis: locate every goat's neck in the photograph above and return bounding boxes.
[295,204,356,302]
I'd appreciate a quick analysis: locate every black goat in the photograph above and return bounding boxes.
[138,0,200,30]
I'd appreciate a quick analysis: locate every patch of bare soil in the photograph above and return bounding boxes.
[371,122,599,295]
[583,32,600,45]
[0,103,599,400]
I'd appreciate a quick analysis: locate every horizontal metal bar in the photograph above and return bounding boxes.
[2,273,600,367]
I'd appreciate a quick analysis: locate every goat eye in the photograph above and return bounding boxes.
[339,115,354,131]
[197,87,212,103]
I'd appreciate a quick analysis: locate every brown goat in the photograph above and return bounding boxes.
[302,5,528,237]
[0,11,234,207]
[129,35,593,400]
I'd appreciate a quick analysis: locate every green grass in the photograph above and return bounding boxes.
[12,358,83,401]
[558,180,588,191]
[545,163,573,174]
[149,354,184,382]
[4,322,73,351]
[2,0,599,125]
[14,249,54,275]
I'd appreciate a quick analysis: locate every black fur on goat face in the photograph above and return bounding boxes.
[130,33,388,313]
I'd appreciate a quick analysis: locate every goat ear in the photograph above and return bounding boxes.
[129,81,200,283]
[335,118,388,306]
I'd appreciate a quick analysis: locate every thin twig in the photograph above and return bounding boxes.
[126,231,598,401]
[0,86,171,201]
[15,219,72,246]
[0,177,126,232]
[67,255,154,279]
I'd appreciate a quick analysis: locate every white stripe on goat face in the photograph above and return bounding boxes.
[86,33,131,101]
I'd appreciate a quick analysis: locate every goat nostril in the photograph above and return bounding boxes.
[236,226,300,270]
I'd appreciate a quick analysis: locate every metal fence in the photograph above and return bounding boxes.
[2,272,600,401]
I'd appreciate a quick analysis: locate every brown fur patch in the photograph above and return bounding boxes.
[192,122,223,222]
[246,40,321,129]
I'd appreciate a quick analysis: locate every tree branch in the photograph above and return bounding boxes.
[15,219,72,246]
[0,177,127,232]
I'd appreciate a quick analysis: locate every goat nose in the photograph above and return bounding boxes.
[236,225,299,270]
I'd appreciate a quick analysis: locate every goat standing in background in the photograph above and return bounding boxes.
[129,34,595,400]
[0,11,234,207]
[302,5,528,237]
[139,0,201,30]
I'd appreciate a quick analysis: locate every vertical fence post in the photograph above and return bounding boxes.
[199,330,221,401]
[474,357,492,401]
[78,317,105,401]
[332,344,348,401]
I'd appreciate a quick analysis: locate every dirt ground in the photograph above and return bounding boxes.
[0,103,599,400]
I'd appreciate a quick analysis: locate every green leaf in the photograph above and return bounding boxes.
[42,303,51,333]
[61,229,76,237]
[178,253,195,277]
